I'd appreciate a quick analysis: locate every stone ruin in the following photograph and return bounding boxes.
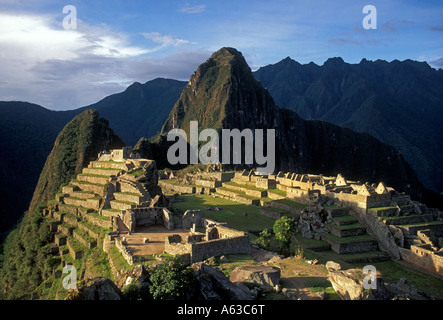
[165,211,251,263]
[297,205,332,240]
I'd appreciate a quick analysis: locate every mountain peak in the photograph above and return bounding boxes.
[323,57,346,67]
[161,47,262,133]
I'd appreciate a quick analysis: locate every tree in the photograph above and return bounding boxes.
[256,228,272,249]
[273,216,296,256]
[149,256,195,300]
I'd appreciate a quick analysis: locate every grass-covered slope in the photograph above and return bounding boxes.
[0,110,124,299]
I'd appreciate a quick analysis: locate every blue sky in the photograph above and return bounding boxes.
[0,0,442,110]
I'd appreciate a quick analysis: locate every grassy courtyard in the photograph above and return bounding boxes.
[170,194,275,232]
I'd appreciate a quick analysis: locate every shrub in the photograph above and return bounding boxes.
[273,216,296,256]
[256,228,272,249]
[149,256,195,300]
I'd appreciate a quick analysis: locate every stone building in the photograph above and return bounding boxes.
[165,224,251,263]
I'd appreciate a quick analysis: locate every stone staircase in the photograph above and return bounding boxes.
[322,208,390,263]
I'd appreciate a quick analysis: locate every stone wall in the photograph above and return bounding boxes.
[162,208,174,230]
[66,238,83,260]
[90,160,128,170]
[122,210,136,232]
[73,229,97,249]
[286,187,313,204]
[123,207,174,231]
[199,172,235,182]
[113,192,142,204]
[399,246,443,276]
[292,180,315,190]
[266,191,285,200]
[71,181,107,197]
[119,180,142,195]
[77,174,111,185]
[256,178,276,189]
[77,222,100,241]
[190,234,250,263]
[164,235,193,257]
[195,179,222,188]
[158,180,196,194]
[83,167,121,176]
[63,197,101,210]
[349,208,401,259]
[86,213,112,229]
[366,193,391,208]
[100,182,117,213]
[182,210,204,229]
[63,214,79,227]
[325,191,368,215]
[114,237,134,265]
[164,226,250,263]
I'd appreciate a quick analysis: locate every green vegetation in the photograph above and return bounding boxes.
[267,188,287,196]
[224,181,267,192]
[148,256,195,300]
[109,246,131,272]
[127,167,145,177]
[273,216,296,256]
[274,198,309,208]
[29,109,124,215]
[170,194,275,232]
[0,209,52,299]
[88,211,110,221]
[256,228,272,250]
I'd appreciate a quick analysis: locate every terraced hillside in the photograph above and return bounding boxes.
[34,159,157,299]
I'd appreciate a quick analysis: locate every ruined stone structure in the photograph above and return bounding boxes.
[164,224,251,263]
[43,148,179,268]
[158,166,443,276]
[97,146,133,162]
[121,207,174,232]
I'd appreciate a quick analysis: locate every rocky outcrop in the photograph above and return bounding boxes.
[327,267,375,300]
[191,262,253,300]
[297,205,332,239]
[69,277,123,300]
[229,266,281,287]
[326,261,430,300]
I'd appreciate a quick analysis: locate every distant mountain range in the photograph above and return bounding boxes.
[253,57,443,194]
[158,47,424,198]
[1,51,442,235]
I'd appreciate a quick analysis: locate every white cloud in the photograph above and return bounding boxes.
[140,32,192,47]
[0,12,207,110]
[179,4,206,14]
